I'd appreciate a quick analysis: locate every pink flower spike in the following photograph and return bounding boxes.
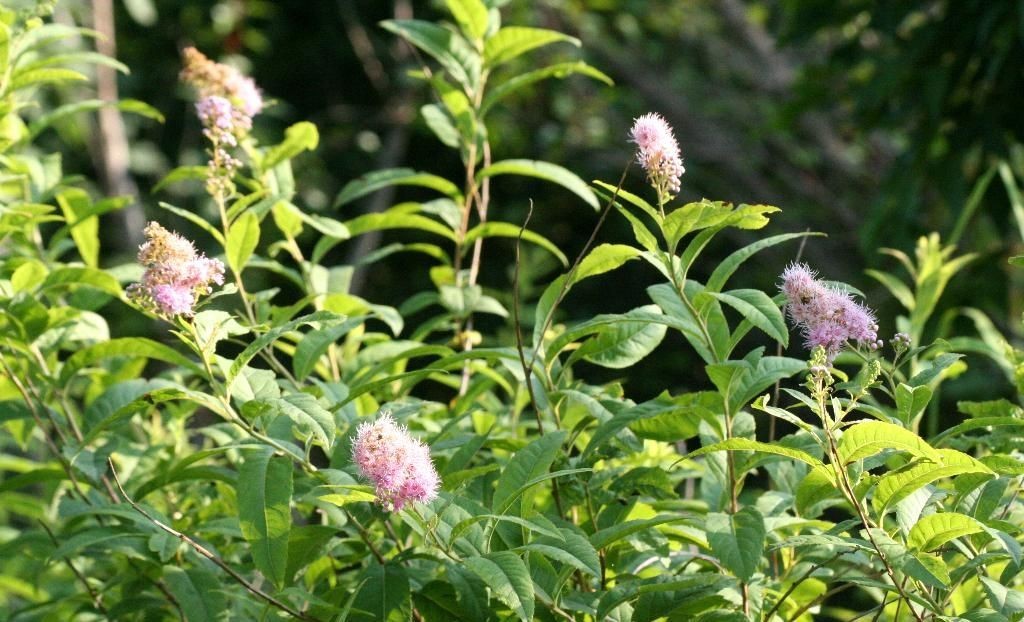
[629,112,685,199]
[351,411,440,511]
[780,262,880,362]
[128,222,226,318]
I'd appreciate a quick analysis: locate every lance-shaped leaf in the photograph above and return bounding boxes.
[680,437,827,471]
[872,449,993,517]
[838,421,943,465]
[464,552,534,621]
[705,507,765,582]
[237,448,292,588]
[907,512,987,552]
[478,159,598,209]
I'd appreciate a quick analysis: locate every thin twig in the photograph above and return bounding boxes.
[39,519,107,614]
[511,200,566,517]
[107,458,318,621]
[763,550,849,620]
[513,200,544,435]
[527,163,630,374]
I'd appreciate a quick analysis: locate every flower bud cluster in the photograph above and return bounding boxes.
[127,222,225,317]
[781,263,881,362]
[891,332,911,354]
[351,411,440,511]
[629,112,685,204]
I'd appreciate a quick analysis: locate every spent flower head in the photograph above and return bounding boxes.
[781,263,881,362]
[352,411,440,511]
[629,112,685,206]
[180,47,263,118]
[181,47,262,196]
[127,222,225,318]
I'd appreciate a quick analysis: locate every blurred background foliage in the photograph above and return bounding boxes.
[27,0,1024,407]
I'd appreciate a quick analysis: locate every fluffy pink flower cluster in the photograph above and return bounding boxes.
[127,222,225,317]
[780,263,881,362]
[629,112,685,201]
[351,412,440,511]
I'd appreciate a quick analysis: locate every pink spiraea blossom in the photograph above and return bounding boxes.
[780,263,881,362]
[629,112,685,201]
[352,411,440,511]
[127,222,225,318]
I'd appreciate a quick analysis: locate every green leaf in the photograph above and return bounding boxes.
[10,67,87,91]
[894,383,933,426]
[590,515,691,550]
[519,529,600,577]
[227,311,342,383]
[728,203,780,230]
[482,61,612,115]
[579,304,667,368]
[492,431,566,513]
[380,20,479,90]
[28,98,163,138]
[152,165,209,193]
[82,378,178,433]
[226,210,259,275]
[872,449,992,517]
[319,486,377,507]
[981,576,1024,615]
[451,514,563,543]
[163,567,225,622]
[907,512,986,552]
[242,394,336,449]
[352,563,411,622]
[421,103,461,148]
[571,243,641,285]
[262,121,319,170]
[613,203,660,252]
[41,266,121,296]
[157,201,225,246]
[49,526,140,559]
[292,317,366,380]
[584,392,699,458]
[795,466,841,516]
[931,416,1024,447]
[705,507,765,582]
[705,232,821,293]
[593,180,660,221]
[595,575,731,622]
[17,50,129,75]
[335,168,462,207]
[909,353,964,387]
[464,552,534,622]
[60,337,197,383]
[55,189,98,267]
[447,0,489,40]
[708,289,788,346]
[662,200,733,248]
[837,421,943,465]
[681,437,827,471]
[478,159,598,209]
[866,269,915,311]
[463,221,568,266]
[345,205,456,240]
[483,26,578,67]
[237,447,293,588]
[751,394,818,437]
[284,524,335,582]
